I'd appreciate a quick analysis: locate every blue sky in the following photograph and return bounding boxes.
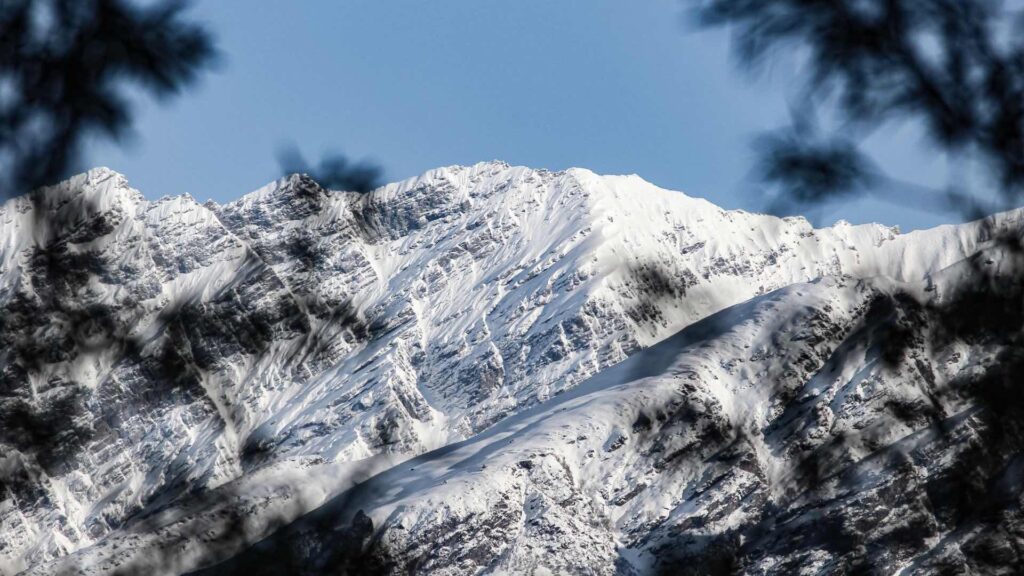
[86,0,957,231]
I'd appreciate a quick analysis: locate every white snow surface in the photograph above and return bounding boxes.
[0,162,1019,575]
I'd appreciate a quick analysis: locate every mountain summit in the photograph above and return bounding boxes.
[1,164,1020,575]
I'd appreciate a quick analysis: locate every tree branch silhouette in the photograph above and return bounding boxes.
[0,0,217,198]
[684,2,1024,572]
[277,144,383,194]
[694,0,1024,211]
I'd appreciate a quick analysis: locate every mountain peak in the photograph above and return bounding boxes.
[2,159,1016,575]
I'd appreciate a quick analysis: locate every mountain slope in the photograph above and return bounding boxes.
[1,162,1018,575]
[193,258,1024,575]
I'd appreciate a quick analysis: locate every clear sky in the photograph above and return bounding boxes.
[85,0,959,231]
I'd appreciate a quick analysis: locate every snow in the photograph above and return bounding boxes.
[2,161,1019,575]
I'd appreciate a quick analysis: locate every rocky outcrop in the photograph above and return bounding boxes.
[1,163,1017,575]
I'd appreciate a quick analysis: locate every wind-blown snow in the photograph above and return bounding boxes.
[1,162,1019,575]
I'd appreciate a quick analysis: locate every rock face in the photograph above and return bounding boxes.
[221,262,1024,576]
[0,163,1019,575]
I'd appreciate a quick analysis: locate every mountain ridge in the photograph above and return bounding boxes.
[1,163,1020,575]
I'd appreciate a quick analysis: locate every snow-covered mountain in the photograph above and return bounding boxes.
[1,162,1020,575]
[201,246,1024,576]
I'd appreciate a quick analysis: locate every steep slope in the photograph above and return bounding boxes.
[205,160,1005,461]
[1,162,1017,575]
[196,253,1024,575]
[0,170,313,573]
